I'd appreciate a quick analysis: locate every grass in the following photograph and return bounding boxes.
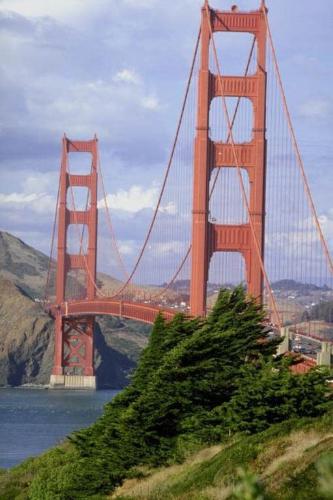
[0,443,75,500]
[112,410,333,500]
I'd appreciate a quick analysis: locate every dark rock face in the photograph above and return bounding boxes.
[0,231,151,388]
[0,277,54,386]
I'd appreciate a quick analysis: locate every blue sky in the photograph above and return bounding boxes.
[0,0,332,278]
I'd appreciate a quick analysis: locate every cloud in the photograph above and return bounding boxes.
[0,171,57,215]
[118,241,136,255]
[99,185,158,213]
[0,0,98,23]
[113,69,141,85]
[154,241,186,256]
[0,192,40,204]
[141,95,161,111]
[159,201,177,215]
[0,192,55,214]
[299,99,331,119]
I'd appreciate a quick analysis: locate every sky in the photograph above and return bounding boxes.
[0,0,332,280]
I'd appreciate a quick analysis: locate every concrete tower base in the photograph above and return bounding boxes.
[49,374,96,390]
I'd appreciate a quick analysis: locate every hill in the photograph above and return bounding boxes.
[272,279,331,293]
[0,231,151,387]
[0,231,50,299]
[0,276,54,386]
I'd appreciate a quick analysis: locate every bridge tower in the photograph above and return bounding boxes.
[50,136,98,389]
[190,2,267,316]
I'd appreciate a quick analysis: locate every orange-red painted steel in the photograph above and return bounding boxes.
[190,3,267,316]
[51,300,176,326]
[53,136,98,377]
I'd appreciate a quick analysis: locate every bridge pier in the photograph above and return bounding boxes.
[278,327,332,369]
[50,374,96,390]
[317,342,332,368]
[277,327,291,355]
[50,315,96,389]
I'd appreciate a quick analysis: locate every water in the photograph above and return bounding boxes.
[0,387,119,469]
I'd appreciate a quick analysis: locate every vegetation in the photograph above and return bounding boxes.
[114,414,333,499]
[1,287,332,499]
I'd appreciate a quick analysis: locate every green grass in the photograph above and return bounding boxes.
[113,410,333,500]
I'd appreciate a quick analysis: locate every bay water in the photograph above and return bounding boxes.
[0,387,119,469]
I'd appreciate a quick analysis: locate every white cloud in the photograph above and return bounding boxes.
[0,0,102,23]
[299,99,331,119]
[99,185,158,213]
[0,192,55,214]
[113,69,141,85]
[118,241,136,255]
[154,241,185,256]
[159,201,177,215]
[0,172,57,215]
[0,192,39,204]
[24,173,57,193]
[141,95,160,111]
[12,73,163,141]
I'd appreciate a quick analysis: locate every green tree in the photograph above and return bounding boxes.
[222,360,329,434]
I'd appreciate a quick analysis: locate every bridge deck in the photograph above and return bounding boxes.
[50,299,178,325]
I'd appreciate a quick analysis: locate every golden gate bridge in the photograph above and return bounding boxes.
[43,1,333,389]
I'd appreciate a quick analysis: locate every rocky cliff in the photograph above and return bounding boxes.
[0,231,151,388]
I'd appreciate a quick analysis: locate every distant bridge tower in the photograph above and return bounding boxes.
[50,136,98,389]
[190,2,267,316]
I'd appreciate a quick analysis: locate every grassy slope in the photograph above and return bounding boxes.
[112,410,333,500]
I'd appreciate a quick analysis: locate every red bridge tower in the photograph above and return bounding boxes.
[190,3,267,316]
[50,136,98,389]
